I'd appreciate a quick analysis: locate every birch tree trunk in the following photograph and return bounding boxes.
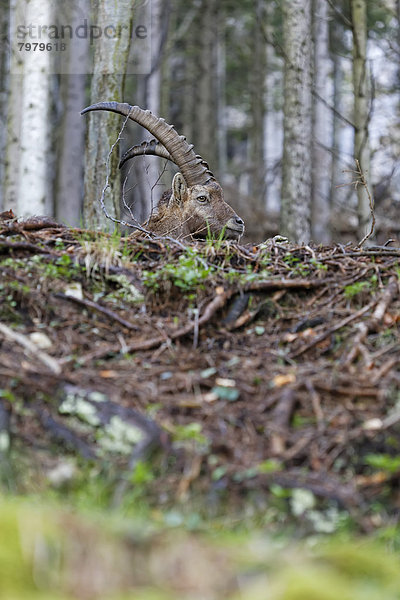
[281,0,312,242]
[17,0,52,216]
[311,0,332,243]
[0,0,9,211]
[55,1,89,226]
[350,0,372,239]
[329,22,345,214]
[4,17,22,215]
[83,0,133,230]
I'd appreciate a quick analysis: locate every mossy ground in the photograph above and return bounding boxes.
[1,213,400,597]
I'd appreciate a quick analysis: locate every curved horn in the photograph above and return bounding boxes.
[81,101,215,187]
[119,140,215,184]
[119,139,173,169]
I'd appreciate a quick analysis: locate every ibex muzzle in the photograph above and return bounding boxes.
[81,102,245,241]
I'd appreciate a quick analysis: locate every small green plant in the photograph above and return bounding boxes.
[205,223,227,251]
[233,460,282,482]
[365,453,400,474]
[282,253,310,276]
[54,237,66,250]
[310,258,328,271]
[0,257,27,270]
[283,253,300,265]
[143,250,213,292]
[130,460,155,485]
[173,422,207,444]
[172,422,210,453]
[344,281,371,299]
[31,254,81,281]
[0,389,16,403]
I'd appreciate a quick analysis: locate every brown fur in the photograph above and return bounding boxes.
[143,174,244,241]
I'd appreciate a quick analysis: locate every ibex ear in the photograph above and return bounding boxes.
[171,173,187,205]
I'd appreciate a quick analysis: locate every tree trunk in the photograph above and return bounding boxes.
[281,0,312,242]
[350,0,372,240]
[121,0,169,226]
[4,0,22,216]
[329,21,345,215]
[398,0,400,96]
[142,0,168,218]
[264,1,283,215]
[311,0,332,243]
[216,25,228,181]
[196,0,218,172]
[17,0,52,216]
[249,0,266,207]
[0,0,10,212]
[55,1,89,226]
[181,14,197,146]
[82,0,133,230]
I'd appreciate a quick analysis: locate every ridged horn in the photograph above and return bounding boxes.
[119,139,173,169]
[119,140,215,184]
[81,101,215,187]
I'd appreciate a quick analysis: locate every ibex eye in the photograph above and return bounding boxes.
[197,196,207,202]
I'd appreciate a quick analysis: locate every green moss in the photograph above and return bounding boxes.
[0,500,66,599]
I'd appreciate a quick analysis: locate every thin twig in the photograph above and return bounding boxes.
[54,293,140,331]
[354,159,376,247]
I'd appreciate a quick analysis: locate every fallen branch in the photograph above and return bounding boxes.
[290,302,374,359]
[54,293,140,332]
[343,276,398,365]
[79,289,231,364]
[0,240,51,254]
[78,278,332,364]
[0,322,62,375]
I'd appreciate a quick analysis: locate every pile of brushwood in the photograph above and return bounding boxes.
[0,210,400,532]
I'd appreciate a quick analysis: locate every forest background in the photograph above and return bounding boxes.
[1,0,400,245]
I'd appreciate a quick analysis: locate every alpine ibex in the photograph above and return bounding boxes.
[81,102,245,241]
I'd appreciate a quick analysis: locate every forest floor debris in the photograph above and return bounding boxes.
[0,211,400,534]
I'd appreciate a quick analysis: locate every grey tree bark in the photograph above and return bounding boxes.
[350,0,372,239]
[264,1,283,215]
[4,62,22,215]
[0,0,9,211]
[55,0,89,226]
[141,0,168,219]
[121,0,169,225]
[280,0,313,242]
[329,20,345,214]
[398,0,400,94]
[216,23,228,182]
[82,0,133,230]
[249,0,266,207]
[311,0,332,243]
[195,0,218,173]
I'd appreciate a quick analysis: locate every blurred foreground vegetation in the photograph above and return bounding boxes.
[1,494,400,600]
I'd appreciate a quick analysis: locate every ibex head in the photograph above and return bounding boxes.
[81,102,245,241]
[152,173,243,240]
